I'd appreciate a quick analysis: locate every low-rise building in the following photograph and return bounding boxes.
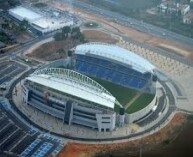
[158,1,190,16]
[9,6,73,36]
[183,11,193,24]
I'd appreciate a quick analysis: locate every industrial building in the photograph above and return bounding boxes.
[9,6,73,35]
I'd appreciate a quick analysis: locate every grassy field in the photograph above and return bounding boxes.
[91,77,137,105]
[126,93,155,114]
[91,77,155,114]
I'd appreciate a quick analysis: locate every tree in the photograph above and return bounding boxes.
[56,48,66,58]
[17,20,29,31]
[1,23,9,29]
[62,26,71,37]
[71,27,81,35]
[56,48,65,54]
[71,27,81,39]
[79,34,86,43]
[0,0,20,10]
[8,0,20,6]
[54,32,66,41]
[70,26,87,42]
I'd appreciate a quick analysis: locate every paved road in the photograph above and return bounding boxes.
[59,0,193,47]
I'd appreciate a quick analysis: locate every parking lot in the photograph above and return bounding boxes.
[0,60,26,90]
[0,99,64,157]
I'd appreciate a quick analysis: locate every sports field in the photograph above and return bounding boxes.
[92,77,155,114]
[126,93,155,114]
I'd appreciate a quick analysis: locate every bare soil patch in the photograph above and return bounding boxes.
[83,30,118,44]
[27,30,118,61]
[146,37,193,58]
[15,32,35,44]
[57,113,186,157]
[26,38,81,61]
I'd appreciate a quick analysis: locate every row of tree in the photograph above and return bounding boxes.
[54,26,87,43]
[0,0,20,10]
[1,16,29,32]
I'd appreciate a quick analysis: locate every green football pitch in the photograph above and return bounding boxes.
[92,77,155,114]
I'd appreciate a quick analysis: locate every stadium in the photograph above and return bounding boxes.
[21,42,159,132]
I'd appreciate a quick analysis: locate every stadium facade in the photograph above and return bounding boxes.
[22,43,158,132]
[9,6,73,36]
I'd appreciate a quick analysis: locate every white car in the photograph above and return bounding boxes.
[162,32,166,36]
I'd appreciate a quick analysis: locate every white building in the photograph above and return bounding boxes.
[31,18,73,35]
[158,2,190,16]
[181,4,190,16]
[9,6,73,35]
[9,6,42,22]
[183,11,193,24]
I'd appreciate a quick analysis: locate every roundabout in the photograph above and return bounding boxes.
[83,21,99,29]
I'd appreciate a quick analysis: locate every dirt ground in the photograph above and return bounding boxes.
[57,113,186,157]
[83,30,118,44]
[26,38,81,61]
[26,30,118,61]
[146,37,192,58]
[51,1,193,59]
[15,32,35,44]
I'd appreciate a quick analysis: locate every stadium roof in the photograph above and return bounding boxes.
[9,6,42,22]
[27,68,117,109]
[75,42,155,73]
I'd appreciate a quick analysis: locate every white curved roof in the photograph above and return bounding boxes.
[75,42,155,73]
[26,68,116,109]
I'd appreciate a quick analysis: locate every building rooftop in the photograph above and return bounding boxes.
[75,42,155,73]
[32,17,72,29]
[9,6,42,22]
[27,68,116,109]
[185,11,193,19]
[9,6,73,34]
